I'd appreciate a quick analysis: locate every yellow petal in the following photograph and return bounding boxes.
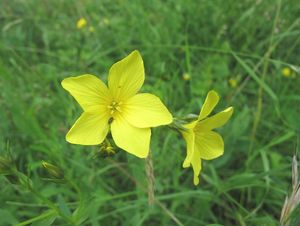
[190,150,202,185]
[111,115,150,158]
[182,130,195,168]
[61,74,111,112]
[194,131,224,160]
[108,50,144,102]
[122,93,173,128]
[196,107,233,131]
[199,90,220,120]
[66,111,110,145]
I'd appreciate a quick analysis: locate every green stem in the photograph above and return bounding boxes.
[248,0,282,163]
[15,210,55,226]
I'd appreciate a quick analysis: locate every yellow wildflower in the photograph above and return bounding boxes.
[76,17,87,29]
[62,51,173,158]
[181,90,233,185]
[282,67,291,77]
[182,73,191,81]
[228,78,237,88]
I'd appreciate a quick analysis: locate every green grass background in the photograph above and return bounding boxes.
[1,0,300,225]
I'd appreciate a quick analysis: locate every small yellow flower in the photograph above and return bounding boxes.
[181,90,233,185]
[182,73,191,81]
[76,17,87,29]
[282,67,291,77]
[228,78,237,88]
[62,51,173,158]
[89,26,95,33]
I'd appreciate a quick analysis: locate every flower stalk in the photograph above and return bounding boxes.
[145,149,155,205]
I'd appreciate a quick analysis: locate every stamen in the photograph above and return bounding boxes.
[108,101,122,115]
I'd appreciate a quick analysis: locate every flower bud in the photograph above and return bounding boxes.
[42,161,64,180]
[94,140,118,158]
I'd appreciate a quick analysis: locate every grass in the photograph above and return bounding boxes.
[0,0,300,225]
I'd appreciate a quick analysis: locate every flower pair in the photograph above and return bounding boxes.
[62,50,233,185]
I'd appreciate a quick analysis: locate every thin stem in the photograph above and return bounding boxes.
[109,159,184,226]
[245,0,282,207]
[145,149,155,205]
[248,0,282,157]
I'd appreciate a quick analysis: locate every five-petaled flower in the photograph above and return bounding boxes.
[62,50,173,158]
[181,90,233,185]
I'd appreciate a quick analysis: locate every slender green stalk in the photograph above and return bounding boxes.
[246,0,282,206]
[15,210,56,226]
[248,0,282,160]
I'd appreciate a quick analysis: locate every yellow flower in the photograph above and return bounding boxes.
[228,78,237,88]
[282,67,291,77]
[181,90,233,185]
[76,17,87,29]
[182,73,191,81]
[62,51,173,158]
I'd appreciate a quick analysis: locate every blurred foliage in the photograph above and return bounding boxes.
[0,0,300,225]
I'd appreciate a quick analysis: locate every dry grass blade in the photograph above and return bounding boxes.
[280,155,300,226]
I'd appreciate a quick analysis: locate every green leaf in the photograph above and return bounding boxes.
[232,52,278,101]
[16,210,56,226]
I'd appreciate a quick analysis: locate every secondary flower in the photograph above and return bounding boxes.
[282,67,291,77]
[62,50,172,158]
[76,17,87,29]
[181,90,233,185]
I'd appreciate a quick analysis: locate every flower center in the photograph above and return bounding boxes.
[107,101,122,116]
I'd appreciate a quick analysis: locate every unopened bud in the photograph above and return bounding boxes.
[100,145,118,158]
[42,161,64,180]
[94,140,118,158]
